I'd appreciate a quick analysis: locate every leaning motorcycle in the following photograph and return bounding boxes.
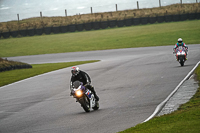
[71,81,99,112]
[174,46,187,66]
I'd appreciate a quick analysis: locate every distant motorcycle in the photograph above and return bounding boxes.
[174,46,187,66]
[71,81,99,112]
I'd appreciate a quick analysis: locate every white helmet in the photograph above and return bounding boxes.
[71,66,80,76]
[178,38,183,43]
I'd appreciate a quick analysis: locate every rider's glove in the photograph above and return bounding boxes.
[84,82,90,87]
[70,90,75,96]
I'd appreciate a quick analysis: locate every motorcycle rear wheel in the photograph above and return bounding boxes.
[92,101,99,110]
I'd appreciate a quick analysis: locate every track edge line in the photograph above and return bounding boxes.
[143,60,200,123]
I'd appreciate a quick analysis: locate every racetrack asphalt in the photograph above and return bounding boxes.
[0,44,200,133]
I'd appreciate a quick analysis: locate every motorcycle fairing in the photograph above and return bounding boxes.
[85,89,92,98]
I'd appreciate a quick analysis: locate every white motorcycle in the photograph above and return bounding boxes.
[174,46,187,66]
[71,81,99,112]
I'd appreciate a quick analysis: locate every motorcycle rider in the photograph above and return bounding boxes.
[70,66,99,101]
[173,38,188,60]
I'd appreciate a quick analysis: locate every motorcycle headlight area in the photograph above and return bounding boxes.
[75,90,83,97]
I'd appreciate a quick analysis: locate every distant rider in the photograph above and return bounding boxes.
[173,38,188,60]
[70,66,99,101]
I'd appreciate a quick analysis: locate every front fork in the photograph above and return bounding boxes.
[176,55,187,61]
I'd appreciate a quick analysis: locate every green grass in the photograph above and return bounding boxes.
[0,19,200,132]
[119,65,200,133]
[0,60,98,87]
[0,18,200,132]
[0,20,200,57]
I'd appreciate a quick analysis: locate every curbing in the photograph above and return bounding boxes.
[143,61,200,123]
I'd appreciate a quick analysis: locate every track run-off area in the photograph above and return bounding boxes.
[0,44,200,133]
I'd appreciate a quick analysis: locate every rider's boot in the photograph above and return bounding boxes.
[90,86,99,101]
[94,93,99,101]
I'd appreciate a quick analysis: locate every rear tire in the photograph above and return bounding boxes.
[92,101,99,110]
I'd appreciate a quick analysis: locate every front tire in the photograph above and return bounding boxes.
[79,96,90,112]
[179,56,184,66]
[180,61,184,66]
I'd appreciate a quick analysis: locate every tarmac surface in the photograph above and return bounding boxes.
[0,45,200,133]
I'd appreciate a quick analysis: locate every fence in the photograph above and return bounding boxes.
[0,0,199,23]
[15,0,200,21]
[1,12,199,39]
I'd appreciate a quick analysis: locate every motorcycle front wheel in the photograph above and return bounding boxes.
[79,96,90,112]
[179,56,185,66]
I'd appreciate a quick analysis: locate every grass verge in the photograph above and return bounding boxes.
[1,20,200,57]
[119,65,200,133]
[0,60,99,87]
[0,57,32,72]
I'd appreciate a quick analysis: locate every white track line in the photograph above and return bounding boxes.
[143,61,200,123]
